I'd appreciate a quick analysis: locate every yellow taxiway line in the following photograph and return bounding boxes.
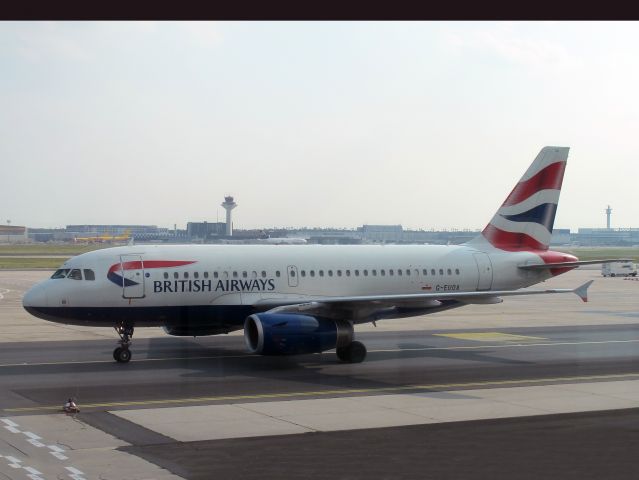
[5,371,639,413]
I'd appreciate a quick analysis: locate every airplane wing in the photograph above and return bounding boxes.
[518,259,633,270]
[255,281,594,318]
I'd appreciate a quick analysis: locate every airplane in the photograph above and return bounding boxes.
[74,229,132,244]
[23,147,622,364]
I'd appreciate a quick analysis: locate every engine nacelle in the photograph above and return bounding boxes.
[244,313,353,355]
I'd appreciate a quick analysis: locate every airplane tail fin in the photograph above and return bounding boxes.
[469,146,570,252]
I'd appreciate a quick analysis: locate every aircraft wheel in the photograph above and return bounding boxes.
[348,341,367,363]
[611,273,616,277]
[336,341,367,363]
[114,347,131,363]
[336,346,350,362]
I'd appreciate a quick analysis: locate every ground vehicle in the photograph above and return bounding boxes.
[602,261,637,277]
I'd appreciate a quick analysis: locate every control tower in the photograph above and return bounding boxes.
[606,205,612,229]
[221,196,237,236]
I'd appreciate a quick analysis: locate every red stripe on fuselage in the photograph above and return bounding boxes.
[502,162,566,207]
[108,260,195,273]
[536,250,579,276]
[483,226,579,275]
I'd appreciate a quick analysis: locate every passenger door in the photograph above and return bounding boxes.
[120,254,145,298]
[287,265,299,287]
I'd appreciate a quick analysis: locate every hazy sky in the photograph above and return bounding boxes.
[2,22,638,231]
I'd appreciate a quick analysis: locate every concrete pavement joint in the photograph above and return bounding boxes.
[6,372,639,413]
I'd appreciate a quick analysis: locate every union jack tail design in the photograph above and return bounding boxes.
[471,146,570,252]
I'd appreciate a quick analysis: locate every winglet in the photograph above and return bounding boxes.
[573,280,594,302]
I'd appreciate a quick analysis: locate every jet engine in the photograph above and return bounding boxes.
[244,313,353,355]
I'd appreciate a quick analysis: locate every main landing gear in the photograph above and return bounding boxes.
[113,323,134,363]
[336,341,367,363]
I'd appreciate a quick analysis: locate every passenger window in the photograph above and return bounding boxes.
[233,271,238,278]
[431,269,436,275]
[381,269,386,276]
[372,269,377,276]
[328,270,333,277]
[251,271,257,278]
[389,269,394,276]
[363,270,368,276]
[346,270,351,276]
[337,270,342,277]
[184,272,189,279]
[68,269,82,280]
[310,270,315,277]
[319,270,324,277]
[223,271,229,279]
[214,272,219,279]
[174,272,179,279]
[398,269,402,276]
[164,272,169,279]
[242,271,247,278]
[204,272,209,279]
[439,269,444,275]
[423,269,427,276]
[290,270,296,277]
[355,270,359,276]
[276,271,281,277]
[83,269,95,281]
[194,272,199,279]
[455,269,460,275]
[406,269,410,276]
[447,269,452,275]
[301,270,306,277]
[261,271,267,278]
[51,269,70,279]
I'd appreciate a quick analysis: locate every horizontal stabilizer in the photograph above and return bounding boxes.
[574,280,593,303]
[518,259,633,270]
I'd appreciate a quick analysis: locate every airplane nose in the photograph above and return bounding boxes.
[22,282,48,310]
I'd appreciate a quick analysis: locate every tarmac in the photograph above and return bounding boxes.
[0,268,638,479]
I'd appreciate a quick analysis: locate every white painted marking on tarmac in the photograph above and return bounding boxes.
[65,466,86,480]
[5,455,22,468]
[4,426,21,433]
[0,288,9,301]
[371,338,639,353]
[27,439,45,448]
[23,432,41,440]
[1,419,18,427]
[1,338,639,368]
[48,444,68,460]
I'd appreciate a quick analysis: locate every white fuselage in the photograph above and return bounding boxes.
[23,243,551,331]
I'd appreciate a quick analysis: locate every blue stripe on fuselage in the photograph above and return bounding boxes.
[23,305,255,331]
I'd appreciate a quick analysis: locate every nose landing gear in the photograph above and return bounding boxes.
[113,323,134,363]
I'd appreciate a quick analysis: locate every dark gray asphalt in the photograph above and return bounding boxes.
[2,324,639,479]
[1,324,639,413]
[122,408,639,480]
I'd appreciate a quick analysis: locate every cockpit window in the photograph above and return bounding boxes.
[68,269,83,280]
[84,269,95,281]
[51,269,70,279]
